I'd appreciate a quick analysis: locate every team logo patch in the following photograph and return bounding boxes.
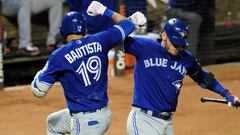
[172,80,183,92]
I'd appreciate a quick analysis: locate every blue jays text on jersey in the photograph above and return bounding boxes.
[143,58,187,76]
[33,20,135,112]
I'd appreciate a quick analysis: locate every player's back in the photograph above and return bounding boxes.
[41,17,135,112]
[51,35,113,112]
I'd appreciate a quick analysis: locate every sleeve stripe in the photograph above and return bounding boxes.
[114,25,126,41]
[38,80,53,86]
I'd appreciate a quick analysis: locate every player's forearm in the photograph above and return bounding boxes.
[102,8,127,24]
[102,8,135,35]
[209,80,229,97]
[194,70,229,97]
[87,1,128,23]
[111,12,127,24]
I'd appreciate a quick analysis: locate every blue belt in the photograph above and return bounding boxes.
[134,107,173,120]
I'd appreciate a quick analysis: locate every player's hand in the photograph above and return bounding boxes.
[87,1,107,16]
[129,11,147,29]
[225,92,239,108]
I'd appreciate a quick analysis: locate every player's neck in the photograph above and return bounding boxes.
[66,34,84,42]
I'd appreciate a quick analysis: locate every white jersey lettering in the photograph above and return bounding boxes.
[143,58,187,75]
[65,42,102,64]
[144,58,168,68]
[170,62,187,75]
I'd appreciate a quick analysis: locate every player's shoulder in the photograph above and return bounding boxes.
[90,32,102,39]
[89,31,108,42]
[130,36,160,46]
[179,50,196,62]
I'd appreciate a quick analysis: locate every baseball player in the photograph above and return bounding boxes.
[123,18,239,135]
[31,1,146,135]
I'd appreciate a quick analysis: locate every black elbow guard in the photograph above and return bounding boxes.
[203,72,215,89]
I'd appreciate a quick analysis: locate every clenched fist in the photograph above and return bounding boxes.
[87,1,107,16]
[129,11,147,29]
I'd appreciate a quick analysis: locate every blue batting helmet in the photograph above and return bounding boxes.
[60,11,87,39]
[163,18,189,47]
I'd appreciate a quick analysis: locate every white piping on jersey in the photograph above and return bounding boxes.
[114,25,126,41]
[38,80,53,86]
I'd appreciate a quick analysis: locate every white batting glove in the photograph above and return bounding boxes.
[129,11,147,29]
[225,92,239,109]
[228,97,239,109]
[87,1,107,16]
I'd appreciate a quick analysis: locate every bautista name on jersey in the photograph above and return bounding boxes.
[65,41,102,64]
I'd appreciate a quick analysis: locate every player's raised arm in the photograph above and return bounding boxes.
[87,1,127,23]
[86,1,146,46]
[87,1,146,29]
[87,1,147,26]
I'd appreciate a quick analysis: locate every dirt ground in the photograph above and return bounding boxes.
[0,62,240,135]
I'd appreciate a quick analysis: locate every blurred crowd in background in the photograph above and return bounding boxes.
[0,0,195,57]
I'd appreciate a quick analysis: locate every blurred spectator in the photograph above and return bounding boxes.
[126,0,147,34]
[126,0,147,17]
[2,0,63,56]
[65,0,115,34]
[196,0,215,65]
[147,0,168,33]
[126,0,167,34]
[164,0,202,57]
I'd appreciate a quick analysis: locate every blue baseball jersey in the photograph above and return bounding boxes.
[37,20,134,112]
[123,37,203,112]
[65,0,115,34]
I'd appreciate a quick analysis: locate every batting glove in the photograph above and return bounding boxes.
[87,1,107,16]
[129,11,147,29]
[225,92,239,108]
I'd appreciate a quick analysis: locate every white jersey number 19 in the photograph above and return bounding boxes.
[76,56,101,86]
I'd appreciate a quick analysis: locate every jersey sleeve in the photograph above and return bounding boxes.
[122,36,146,57]
[187,56,229,97]
[37,53,63,85]
[186,57,203,77]
[94,19,135,50]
